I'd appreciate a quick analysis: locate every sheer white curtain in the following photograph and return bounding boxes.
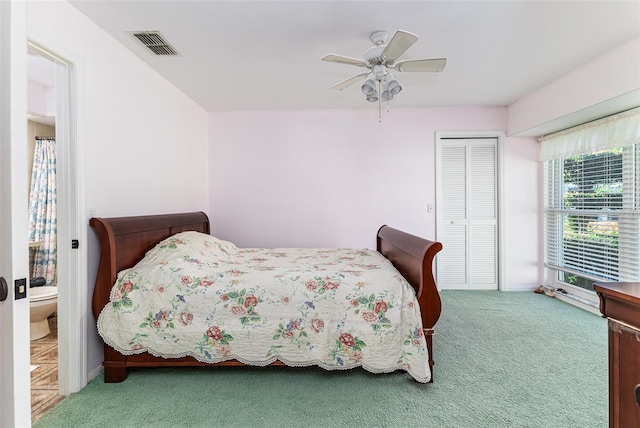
[539,107,640,161]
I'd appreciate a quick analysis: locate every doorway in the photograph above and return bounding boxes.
[26,40,87,408]
[27,49,64,422]
[435,133,504,290]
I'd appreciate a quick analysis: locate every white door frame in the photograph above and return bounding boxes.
[0,1,31,426]
[27,37,87,395]
[435,131,506,291]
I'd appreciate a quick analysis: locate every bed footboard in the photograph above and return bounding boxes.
[376,225,443,381]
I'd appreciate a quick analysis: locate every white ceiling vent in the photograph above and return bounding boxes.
[130,31,179,56]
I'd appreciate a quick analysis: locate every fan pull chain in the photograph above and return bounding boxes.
[378,80,382,123]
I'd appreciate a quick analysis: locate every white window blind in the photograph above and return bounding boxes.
[542,109,640,285]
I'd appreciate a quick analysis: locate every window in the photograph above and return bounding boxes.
[544,145,639,290]
[541,108,640,294]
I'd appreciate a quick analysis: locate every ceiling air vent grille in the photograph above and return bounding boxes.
[131,31,179,56]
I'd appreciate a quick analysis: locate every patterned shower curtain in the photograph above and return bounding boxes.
[28,137,57,285]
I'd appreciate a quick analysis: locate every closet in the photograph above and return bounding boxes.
[436,137,499,290]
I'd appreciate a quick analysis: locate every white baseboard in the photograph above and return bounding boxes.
[88,365,103,382]
[554,292,601,316]
[501,285,538,292]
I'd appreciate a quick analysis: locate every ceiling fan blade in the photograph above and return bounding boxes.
[381,30,418,62]
[395,58,447,72]
[322,54,368,67]
[330,72,368,91]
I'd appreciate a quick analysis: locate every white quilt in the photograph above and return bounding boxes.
[97,231,430,382]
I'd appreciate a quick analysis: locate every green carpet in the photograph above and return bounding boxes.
[35,291,608,428]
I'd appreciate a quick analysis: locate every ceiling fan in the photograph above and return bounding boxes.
[322,30,446,119]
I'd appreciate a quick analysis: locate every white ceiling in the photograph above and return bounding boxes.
[69,1,640,112]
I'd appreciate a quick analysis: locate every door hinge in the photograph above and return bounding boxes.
[72,239,79,249]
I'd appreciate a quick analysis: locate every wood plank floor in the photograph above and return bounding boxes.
[31,316,65,424]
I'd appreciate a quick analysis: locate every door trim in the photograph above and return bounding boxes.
[435,131,505,291]
[27,38,87,395]
[0,1,31,425]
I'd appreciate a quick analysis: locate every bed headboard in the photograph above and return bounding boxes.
[89,212,210,318]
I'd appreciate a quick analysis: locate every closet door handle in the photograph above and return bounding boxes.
[0,277,8,302]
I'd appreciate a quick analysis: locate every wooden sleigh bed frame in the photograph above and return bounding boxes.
[90,212,443,383]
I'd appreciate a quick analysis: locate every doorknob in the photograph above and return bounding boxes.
[0,277,7,302]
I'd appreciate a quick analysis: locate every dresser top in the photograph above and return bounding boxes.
[594,282,640,306]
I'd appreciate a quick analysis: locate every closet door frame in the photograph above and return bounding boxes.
[435,131,505,291]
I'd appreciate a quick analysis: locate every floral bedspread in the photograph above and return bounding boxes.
[97,231,430,382]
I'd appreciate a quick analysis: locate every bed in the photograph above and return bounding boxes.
[90,212,443,383]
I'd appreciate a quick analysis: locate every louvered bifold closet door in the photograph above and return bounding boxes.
[468,143,498,288]
[437,142,468,288]
[436,138,498,290]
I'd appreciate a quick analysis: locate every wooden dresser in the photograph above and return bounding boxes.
[594,282,640,428]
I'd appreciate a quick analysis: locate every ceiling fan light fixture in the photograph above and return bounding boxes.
[366,90,379,102]
[381,90,394,102]
[387,79,402,96]
[361,78,376,95]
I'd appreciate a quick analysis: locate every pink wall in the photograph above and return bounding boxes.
[208,107,540,290]
[508,37,640,136]
[27,1,210,378]
[502,135,542,289]
[27,81,55,118]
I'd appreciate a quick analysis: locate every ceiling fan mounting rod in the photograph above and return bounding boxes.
[370,31,389,46]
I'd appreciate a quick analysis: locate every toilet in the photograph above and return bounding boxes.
[30,286,58,340]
